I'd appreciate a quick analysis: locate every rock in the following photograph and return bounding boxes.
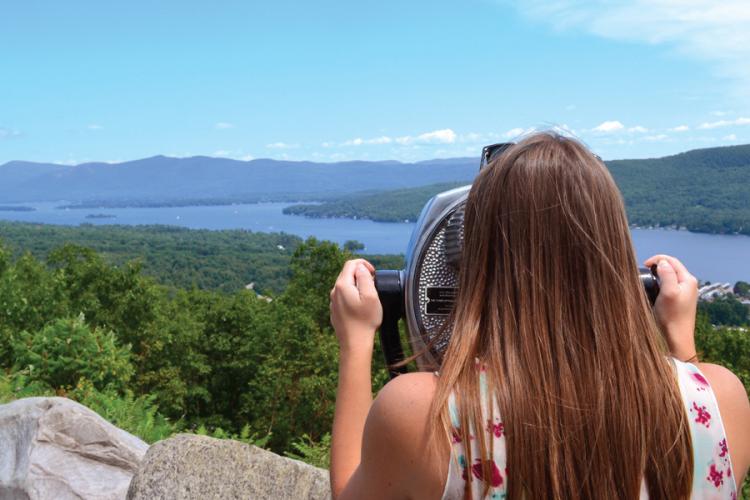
[126,434,330,500]
[0,397,149,500]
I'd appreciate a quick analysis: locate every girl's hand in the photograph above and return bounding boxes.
[330,259,382,354]
[643,254,698,362]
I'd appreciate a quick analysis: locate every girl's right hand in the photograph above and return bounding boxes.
[329,259,382,355]
[643,254,699,362]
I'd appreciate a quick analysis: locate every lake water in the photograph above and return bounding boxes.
[1,201,748,283]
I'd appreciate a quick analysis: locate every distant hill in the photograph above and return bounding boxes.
[0,156,478,204]
[608,144,750,234]
[285,144,750,236]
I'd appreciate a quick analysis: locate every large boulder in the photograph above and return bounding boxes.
[0,397,149,500]
[126,434,330,500]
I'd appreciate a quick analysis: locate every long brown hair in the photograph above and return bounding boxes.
[429,132,692,498]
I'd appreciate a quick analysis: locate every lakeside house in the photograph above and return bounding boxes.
[698,282,735,301]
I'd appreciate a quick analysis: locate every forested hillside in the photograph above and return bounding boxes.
[0,222,403,294]
[283,182,465,222]
[608,143,750,234]
[285,144,750,235]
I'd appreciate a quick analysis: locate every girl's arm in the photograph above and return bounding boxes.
[328,259,445,499]
[329,259,381,496]
[644,255,750,486]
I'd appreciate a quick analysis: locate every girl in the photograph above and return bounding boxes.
[329,132,749,499]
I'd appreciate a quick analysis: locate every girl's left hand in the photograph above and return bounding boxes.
[330,259,382,354]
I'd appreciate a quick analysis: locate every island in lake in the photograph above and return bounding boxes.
[85,213,117,219]
[0,205,35,212]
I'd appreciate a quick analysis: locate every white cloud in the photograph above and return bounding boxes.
[330,129,461,149]
[669,125,690,132]
[415,128,457,144]
[592,120,625,133]
[266,142,299,149]
[723,133,737,141]
[628,125,648,133]
[507,0,750,97]
[210,149,254,160]
[565,104,576,111]
[644,134,669,141]
[214,122,234,130]
[711,110,730,116]
[87,124,103,131]
[501,126,539,139]
[698,117,750,129]
[343,138,365,146]
[459,132,484,143]
[552,123,577,136]
[503,127,527,138]
[342,136,393,146]
[367,136,392,145]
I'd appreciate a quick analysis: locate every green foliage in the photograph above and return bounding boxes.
[0,221,401,294]
[70,379,178,443]
[286,433,332,469]
[698,296,750,326]
[192,423,271,448]
[343,240,365,252]
[734,281,750,298]
[10,315,134,392]
[0,235,363,457]
[609,144,750,235]
[284,182,464,222]
[0,369,55,404]
[695,314,750,394]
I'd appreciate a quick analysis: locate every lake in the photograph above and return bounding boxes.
[1,201,748,283]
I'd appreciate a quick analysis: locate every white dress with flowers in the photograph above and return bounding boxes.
[441,358,737,499]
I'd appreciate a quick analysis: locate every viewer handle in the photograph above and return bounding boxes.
[375,270,408,379]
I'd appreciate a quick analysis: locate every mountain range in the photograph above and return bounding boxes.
[0,145,748,232]
[0,156,479,204]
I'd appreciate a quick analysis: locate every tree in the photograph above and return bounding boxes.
[698,295,749,326]
[343,240,365,252]
[695,314,750,394]
[734,281,750,298]
[11,315,134,392]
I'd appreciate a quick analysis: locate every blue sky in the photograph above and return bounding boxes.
[1,0,748,164]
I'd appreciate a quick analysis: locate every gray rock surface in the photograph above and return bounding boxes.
[126,434,331,500]
[0,397,149,500]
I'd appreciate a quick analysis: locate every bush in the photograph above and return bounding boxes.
[11,315,134,392]
[70,379,177,443]
[286,433,331,469]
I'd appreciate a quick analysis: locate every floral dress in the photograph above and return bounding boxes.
[441,359,737,499]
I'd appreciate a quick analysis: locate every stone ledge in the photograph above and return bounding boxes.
[126,433,331,500]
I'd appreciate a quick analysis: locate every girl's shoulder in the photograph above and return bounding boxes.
[363,372,446,498]
[370,371,439,440]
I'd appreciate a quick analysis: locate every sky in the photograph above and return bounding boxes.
[1,0,749,165]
